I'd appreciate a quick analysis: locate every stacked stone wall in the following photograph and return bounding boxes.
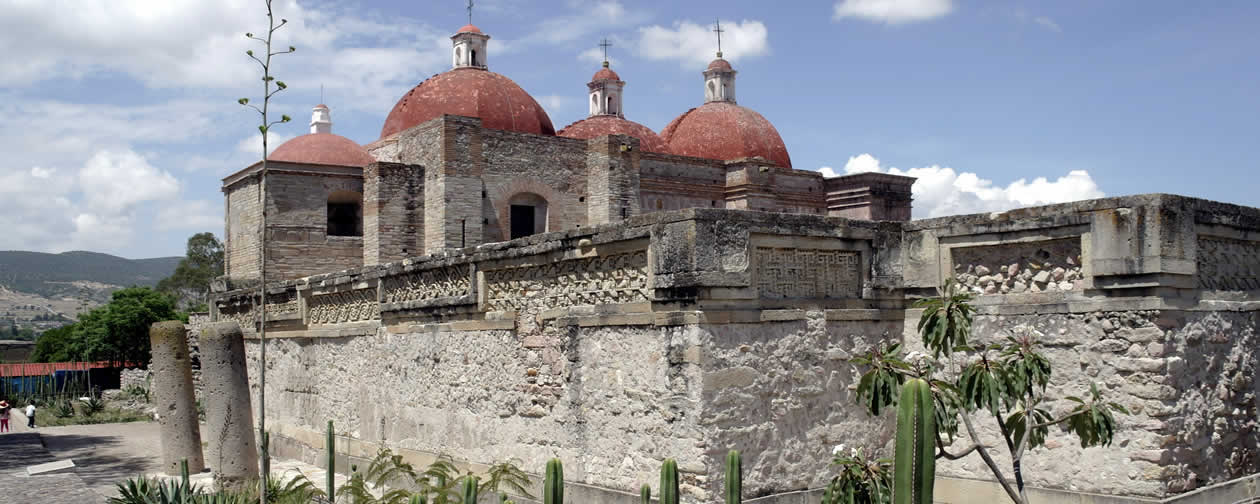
[364,162,424,265]
[225,180,261,282]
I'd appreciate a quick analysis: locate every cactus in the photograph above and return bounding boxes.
[640,483,651,504]
[659,459,679,504]
[463,475,480,504]
[893,378,936,504]
[409,495,427,504]
[725,450,741,504]
[261,430,271,486]
[327,420,336,503]
[180,457,190,487]
[544,458,564,504]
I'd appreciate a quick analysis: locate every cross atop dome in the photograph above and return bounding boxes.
[703,21,737,104]
[451,3,490,70]
[588,39,624,117]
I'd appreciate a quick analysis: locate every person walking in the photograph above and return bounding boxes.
[24,400,35,429]
[0,400,11,432]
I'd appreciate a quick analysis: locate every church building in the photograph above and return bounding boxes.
[221,22,916,283]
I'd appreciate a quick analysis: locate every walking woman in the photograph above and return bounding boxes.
[0,400,10,432]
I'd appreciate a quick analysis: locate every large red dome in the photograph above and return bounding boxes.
[269,133,375,167]
[380,67,555,139]
[660,101,791,168]
[558,115,669,153]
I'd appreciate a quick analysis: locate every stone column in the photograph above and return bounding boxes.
[150,320,205,474]
[199,321,259,487]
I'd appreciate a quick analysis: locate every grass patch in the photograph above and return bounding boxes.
[35,402,151,427]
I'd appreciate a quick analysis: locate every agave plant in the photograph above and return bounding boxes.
[82,395,106,417]
[54,399,76,418]
[108,475,159,504]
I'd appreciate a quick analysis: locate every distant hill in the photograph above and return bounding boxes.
[0,250,181,301]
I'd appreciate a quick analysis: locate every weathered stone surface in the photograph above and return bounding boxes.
[199,322,259,487]
[150,320,205,475]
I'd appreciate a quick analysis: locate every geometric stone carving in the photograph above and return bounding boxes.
[1198,236,1260,290]
[381,265,472,304]
[307,288,380,325]
[266,290,300,317]
[754,247,861,299]
[218,302,257,332]
[484,250,649,311]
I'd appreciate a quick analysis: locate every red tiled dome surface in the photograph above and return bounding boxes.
[457,24,482,34]
[558,115,670,153]
[661,101,791,168]
[380,68,555,139]
[269,133,375,167]
[707,58,733,71]
[592,67,621,81]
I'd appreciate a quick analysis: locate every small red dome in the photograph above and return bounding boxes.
[269,133,375,167]
[707,58,733,71]
[380,68,556,139]
[457,24,482,34]
[558,115,670,153]
[661,101,791,168]
[592,67,621,82]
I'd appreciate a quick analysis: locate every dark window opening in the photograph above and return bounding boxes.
[327,202,361,236]
[579,196,585,202]
[470,49,478,66]
[510,205,535,239]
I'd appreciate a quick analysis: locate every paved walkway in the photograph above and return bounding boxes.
[1,418,344,502]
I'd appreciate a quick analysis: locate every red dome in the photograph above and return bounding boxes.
[380,68,555,139]
[592,67,620,81]
[661,101,791,168]
[269,133,375,167]
[558,115,670,153]
[707,58,733,71]
[457,24,482,34]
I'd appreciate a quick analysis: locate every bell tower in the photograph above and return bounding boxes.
[587,39,624,117]
[452,1,489,69]
[703,20,736,103]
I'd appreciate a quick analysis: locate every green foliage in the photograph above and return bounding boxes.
[156,233,224,309]
[462,475,480,504]
[54,399,76,418]
[82,394,106,416]
[892,379,935,504]
[544,458,564,504]
[852,342,910,416]
[725,450,741,504]
[659,459,678,504]
[479,459,534,500]
[31,286,177,364]
[848,279,1129,504]
[821,447,891,504]
[107,471,322,504]
[640,484,651,504]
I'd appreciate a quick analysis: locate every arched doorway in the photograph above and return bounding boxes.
[507,192,547,239]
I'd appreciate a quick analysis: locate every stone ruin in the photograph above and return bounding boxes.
[210,194,1260,503]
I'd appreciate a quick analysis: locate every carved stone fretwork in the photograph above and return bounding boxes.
[754,247,861,299]
[483,250,649,311]
[380,265,471,304]
[307,288,380,325]
[1198,236,1260,290]
[218,301,257,331]
[265,290,300,317]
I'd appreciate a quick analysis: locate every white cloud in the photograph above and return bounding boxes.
[1033,16,1062,33]
[155,200,221,232]
[638,20,769,68]
[236,131,295,157]
[526,1,649,45]
[579,47,619,66]
[821,153,1105,218]
[79,149,181,215]
[0,0,451,114]
[833,0,954,24]
[30,166,54,179]
[537,95,577,113]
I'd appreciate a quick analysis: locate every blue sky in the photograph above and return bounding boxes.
[1,0,1257,258]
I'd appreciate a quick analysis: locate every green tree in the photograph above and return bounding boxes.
[851,279,1126,504]
[31,324,76,362]
[30,287,176,365]
[156,232,225,309]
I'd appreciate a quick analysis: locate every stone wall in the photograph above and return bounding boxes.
[214,194,1260,503]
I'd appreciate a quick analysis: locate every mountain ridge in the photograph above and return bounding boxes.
[0,250,181,300]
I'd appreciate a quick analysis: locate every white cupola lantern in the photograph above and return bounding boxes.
[310,104,332,134]
[588,62,625,117]
[703,54,737,104]
[452,25,490,69]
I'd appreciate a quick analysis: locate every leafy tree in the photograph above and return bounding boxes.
[851,279,1127,504]
[31,324,76,362]
[156,232,224,309]
[30,287,177,365]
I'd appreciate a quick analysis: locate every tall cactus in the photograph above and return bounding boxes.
[659,459,679,504]
[893,378,936,504]
[327,420,335,503]
[725,450,741,504]
[409,495,427,504]
[463,475,480,504]
[544,458,564,504]
[640,483,651,504]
